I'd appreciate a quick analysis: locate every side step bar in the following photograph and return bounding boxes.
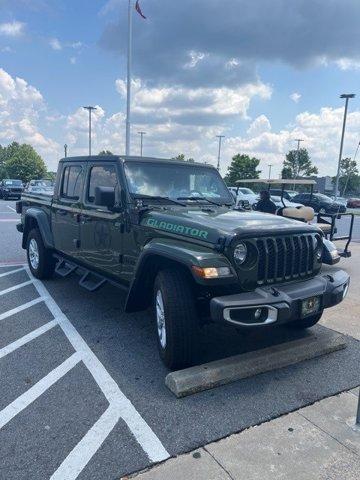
[53,254,110,292]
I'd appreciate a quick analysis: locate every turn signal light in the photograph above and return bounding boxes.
[192,266,231,278]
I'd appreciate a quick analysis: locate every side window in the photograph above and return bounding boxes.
[61,165,83,200]
[87,165,118,204]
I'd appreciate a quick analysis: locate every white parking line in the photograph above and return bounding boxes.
[0,319,58,359]
[30,270,170,467]
[7,206,16,213]
[0,297,44,322]
[50,405,122,480]
[0,266,169,478]
[0,219,19,222]
[0,263,26,268]
[0,352,81,430]
[0,267,24,278]
[0,280,33,297]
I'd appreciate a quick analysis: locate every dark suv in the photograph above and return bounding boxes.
[292,193,346,214]
[0,179,24,200]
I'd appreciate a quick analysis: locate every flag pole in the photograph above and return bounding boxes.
[125,0,133,156]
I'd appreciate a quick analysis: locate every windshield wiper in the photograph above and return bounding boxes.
[177,196,231,207]
[132,194,185,206]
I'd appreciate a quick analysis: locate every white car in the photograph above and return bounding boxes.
[271,196,303,209]
[234,187,259,208]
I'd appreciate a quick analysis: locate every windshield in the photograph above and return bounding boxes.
[239,188,255,195]
[124,161,233,205]
[4,179,22,186]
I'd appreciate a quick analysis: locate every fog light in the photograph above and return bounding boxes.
[254,308,262,319]
[192,266,232,279]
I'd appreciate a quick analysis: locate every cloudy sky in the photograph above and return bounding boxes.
[1,0,360,176]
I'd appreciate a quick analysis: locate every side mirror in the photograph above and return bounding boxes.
[95,186,115,210]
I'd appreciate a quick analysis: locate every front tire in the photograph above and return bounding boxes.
[26,228,55,279]
[154,269,199,370]
[289,311,323,329]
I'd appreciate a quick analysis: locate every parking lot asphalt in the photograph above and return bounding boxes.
[0,198,360,479]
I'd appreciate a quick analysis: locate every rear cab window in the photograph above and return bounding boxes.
[60,165,83,201]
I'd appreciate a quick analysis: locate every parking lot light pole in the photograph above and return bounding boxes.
[138,131,146,157]
[83,106,97,156]
[268,164,273,180]
[125,0,133,156]
[64,144,68,158]
[294,139,304,179]
[216,135,225,171]
[334,94,355,200]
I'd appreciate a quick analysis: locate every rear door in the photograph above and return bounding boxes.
[52,162,84,258]
[78,162,124,278]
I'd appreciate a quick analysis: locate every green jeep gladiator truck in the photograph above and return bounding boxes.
[17,155,349,369]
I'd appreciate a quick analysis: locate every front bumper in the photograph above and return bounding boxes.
[210,269,349,327]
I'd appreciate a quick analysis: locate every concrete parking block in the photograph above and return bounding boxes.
[206,411,360,480]
[126,449,232,480]
[299,392,360,455]
[166,328,346,397]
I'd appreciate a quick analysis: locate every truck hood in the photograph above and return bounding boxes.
[141,207,318,244]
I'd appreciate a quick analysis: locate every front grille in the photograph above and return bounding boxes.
[256,234,316,285]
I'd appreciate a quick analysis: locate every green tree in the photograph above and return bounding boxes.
[337,157,360,195]
[281,148,318,179]
[3,142,47,183]
[172,154,195,163]
[98,150,114,156]
[224,154,261,185]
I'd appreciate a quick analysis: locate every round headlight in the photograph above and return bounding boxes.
[234,242,248,265]
[313,236,323,261]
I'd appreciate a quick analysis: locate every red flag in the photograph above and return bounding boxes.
[135,0,146,19]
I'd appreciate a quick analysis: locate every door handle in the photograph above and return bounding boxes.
[80,215,92,224]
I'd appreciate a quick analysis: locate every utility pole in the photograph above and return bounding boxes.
[83,106,97,156]
[268,164,273,180]
[216,135,225,171]
[125,0,133,156]
[334,94,355,199]
[64,144,68,158]
[138,131,146,156]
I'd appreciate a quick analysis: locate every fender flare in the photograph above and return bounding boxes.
[124,239,235,313]
[22,209,54,250]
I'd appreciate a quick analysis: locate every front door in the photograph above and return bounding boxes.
[52,162,84,258]
[79,163,124,278]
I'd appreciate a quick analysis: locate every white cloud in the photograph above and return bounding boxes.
[49,38,62,50]
[290,92,301,103]
[184,51,208,69]
[70,41,83,49]
[1,46,12,53]
[115,78,272,124]
[335,57,360,71]
[70,56,77,64]
[247,115,271,136]
[0,68,60,168]
[0,21,25,37]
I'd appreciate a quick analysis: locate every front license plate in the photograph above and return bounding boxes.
[301,296,321,317]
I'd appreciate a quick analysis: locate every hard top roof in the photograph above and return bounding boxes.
[60,155,214,168]
[236,178,317,186]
